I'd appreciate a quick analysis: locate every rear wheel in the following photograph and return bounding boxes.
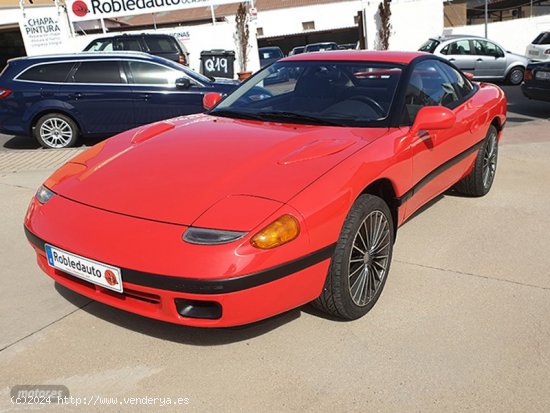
[506,66,524,85]
[453,125,498,196]
[312,194,394,320]
[34,113,79,149]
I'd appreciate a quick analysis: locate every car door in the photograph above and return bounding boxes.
[124,60,211,126]
[64,59,135,135]
[472,40,507,79]
[402,59,478,219]
[440,40,478,75]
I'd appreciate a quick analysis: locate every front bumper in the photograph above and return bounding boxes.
[24,195,333,327]
[521,83,550,103]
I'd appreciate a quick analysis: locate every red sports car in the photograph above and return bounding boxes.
[24,51,506,327]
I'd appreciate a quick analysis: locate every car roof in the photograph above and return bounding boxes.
[306,42,338,46]
[9,51,164,64]
[283,50,427,64]
[431,34,485,42]
[90,33,175,40]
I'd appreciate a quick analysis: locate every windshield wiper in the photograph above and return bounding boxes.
[210,109,264,121]
[256,111,344,126]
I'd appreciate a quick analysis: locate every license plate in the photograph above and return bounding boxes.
[535,71,550,81]
[45,244,123,293]
[528,50,540,56]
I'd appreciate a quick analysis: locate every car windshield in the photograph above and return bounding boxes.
[210,60,403,127]
[419,39,440,53]
[84,39,114,52]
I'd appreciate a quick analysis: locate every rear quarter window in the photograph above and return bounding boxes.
[18,62,75,82]
[532,32,550,45]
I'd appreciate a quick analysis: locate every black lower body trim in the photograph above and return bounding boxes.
[397,139,484,205]
[24,226,336,294]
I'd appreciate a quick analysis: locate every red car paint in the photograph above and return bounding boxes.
[24,51,506,327]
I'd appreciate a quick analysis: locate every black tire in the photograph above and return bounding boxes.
[312,194,394,320]
[453,125,498,197]
[34,113,79,149]
[506,66,524,85]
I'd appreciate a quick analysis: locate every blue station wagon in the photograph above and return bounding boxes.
[0,52,238,148]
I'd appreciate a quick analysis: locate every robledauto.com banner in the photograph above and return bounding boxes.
[67,0,244,22]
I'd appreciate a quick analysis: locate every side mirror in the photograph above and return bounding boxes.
[463,72,475,80]
[411,106,456,135]
[203,92,222,110]
[175,78,191,89]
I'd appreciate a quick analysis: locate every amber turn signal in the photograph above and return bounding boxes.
[250,215,300,249]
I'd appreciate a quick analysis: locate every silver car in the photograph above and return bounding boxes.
[419,35,528,85]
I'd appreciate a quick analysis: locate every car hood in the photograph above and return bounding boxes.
[46,114,387,226]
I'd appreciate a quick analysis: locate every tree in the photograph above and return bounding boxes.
[234,2,251,73]
[377,0,392,50]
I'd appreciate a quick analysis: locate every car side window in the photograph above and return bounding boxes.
[436,62,474,99]
[144,37,178,53]
[72,61,123,84]
[117,38,142,52]
[447,40,472,55]
[127,61,182,86]
[404,60,460,124]
[474,40,503,57]
[18,62,74,82]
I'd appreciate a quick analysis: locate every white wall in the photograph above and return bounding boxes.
[445,15,550,56]
[386,0,444,51]
[0,7,23,26]
[255,1,362,38]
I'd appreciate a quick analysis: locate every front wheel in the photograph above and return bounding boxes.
[453,125,498,196]
[34,113,79,149]
[312,194,394,320]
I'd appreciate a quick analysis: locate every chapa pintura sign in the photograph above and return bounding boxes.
[67,0,244,22]
[19,8,70,55]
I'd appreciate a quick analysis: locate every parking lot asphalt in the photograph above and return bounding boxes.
[1,93,550,412]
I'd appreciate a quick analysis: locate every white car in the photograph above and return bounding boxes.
[525,32,550,62]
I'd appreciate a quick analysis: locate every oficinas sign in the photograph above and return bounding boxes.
[67,0,238,21]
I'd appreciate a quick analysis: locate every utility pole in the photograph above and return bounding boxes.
[485,0,489,38]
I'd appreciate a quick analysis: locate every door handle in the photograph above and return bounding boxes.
[476,58,483,62]
[140,93,151,101]
[448,58,455,62]
[70,92,83,99]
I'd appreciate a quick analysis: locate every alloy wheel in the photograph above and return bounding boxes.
[482,129,498,189]
[39,117,74,148]
[348,210,391,307]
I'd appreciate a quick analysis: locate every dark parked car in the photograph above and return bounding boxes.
[84,33,190,66]
[304,42,339,53]
[0,52,238,148]
[289,46,305,56]
[258,47,288,84]
[259,47,284,68]
[522,61,550,102]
